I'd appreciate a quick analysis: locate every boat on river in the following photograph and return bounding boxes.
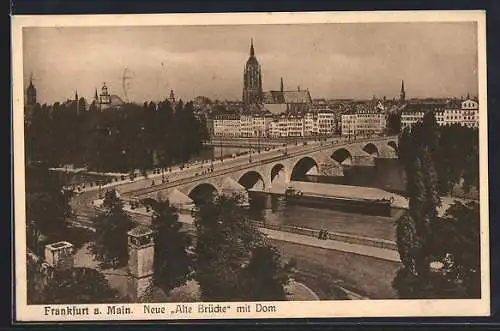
[284,186,393,217]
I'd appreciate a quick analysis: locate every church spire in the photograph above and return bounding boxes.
[250,38,255,57]
[400,80,406,102]
[280,77,284,92]
[169,89,176,103]
[75,90,80,115]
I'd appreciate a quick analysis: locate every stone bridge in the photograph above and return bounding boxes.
[124,136,399,204]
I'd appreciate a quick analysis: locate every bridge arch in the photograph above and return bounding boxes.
[271,163,288,186]
[188,183,219,205]
[362,143,379,157]
[291,157,319,181]
[331,148,352,165]
[238,171,266,190]
[387,141,398,154]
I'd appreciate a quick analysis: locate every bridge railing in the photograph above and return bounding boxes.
[252,220,397,251]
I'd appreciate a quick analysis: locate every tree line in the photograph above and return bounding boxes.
[394,112,480,298]
[25,98,210,172]
[391,112,479,195]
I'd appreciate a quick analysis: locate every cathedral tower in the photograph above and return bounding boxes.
[26,74,37,107]
[400,80,406,103]
[242,39,263,105]
[169,89,176,104]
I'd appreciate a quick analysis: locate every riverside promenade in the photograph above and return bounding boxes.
[122,208,401,263]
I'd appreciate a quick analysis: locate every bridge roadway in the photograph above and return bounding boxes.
[121,135,394,200]
[204,136,321,148]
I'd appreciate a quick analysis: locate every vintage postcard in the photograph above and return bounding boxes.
[12,11,489,322]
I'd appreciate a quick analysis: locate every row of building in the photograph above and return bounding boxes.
[208,96,480,138]
[209,107,385,138]
[401,97,479,129]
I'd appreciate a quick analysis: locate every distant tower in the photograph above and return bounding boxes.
[400,80,406,103]
[169,89,176,104]
[75,90,80,115]
[26,74,37,107]
[280,77,284,92]
[127,226,155,302]
[99,82,112,109]
[242,39,263,105]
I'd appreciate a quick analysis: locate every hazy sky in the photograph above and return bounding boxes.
[23,22,478,104]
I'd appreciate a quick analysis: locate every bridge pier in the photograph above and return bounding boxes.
[352,155,376,167]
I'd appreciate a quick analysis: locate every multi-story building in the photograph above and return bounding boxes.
[401,97,479,129]
[288,116,304,137]
[340,105,386,137]
[212,114,241,137]
[268,120,280,138]
[240,114,254,137]
[304,112,318,136]
[317,111,337,135]
[268,115,304,138]
[252,114,273,137]
[341,111,356,138]
[442,98,479,128]
[401,108,426,129]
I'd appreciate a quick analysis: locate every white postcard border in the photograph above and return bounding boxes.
[11,10,490,322]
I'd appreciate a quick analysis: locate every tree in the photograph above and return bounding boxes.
[146,199,192,292]
[396,112,441,276]
[193,194,291,301]
[90,190,134,269]
[386,112,402,135]
[243,245,293,301]
[41,267,121,304]
[394,201,480,299]
[25,166,74,254]
[430,201,481,297]
[394,112,480,299]
[26,97,209,172]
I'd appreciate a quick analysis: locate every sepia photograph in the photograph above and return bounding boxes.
[12,11,489,321]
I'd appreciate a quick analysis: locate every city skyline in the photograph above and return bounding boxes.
[23,22,478,104]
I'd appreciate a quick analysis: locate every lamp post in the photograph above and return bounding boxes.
[248,140,251,163]
[257,129,261,154]
[348,119,351,142]
[220,139,223,161]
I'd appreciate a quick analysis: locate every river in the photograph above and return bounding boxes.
[247,158,406,242]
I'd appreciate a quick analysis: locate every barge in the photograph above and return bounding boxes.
[284,187,393,217]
